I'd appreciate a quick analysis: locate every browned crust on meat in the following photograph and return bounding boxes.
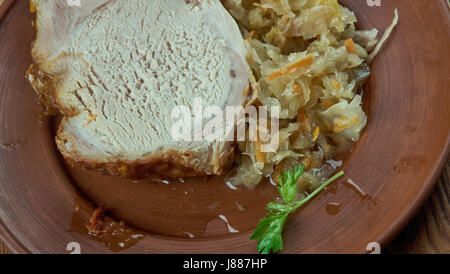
[27,63,81,118]
[59,142,236,179]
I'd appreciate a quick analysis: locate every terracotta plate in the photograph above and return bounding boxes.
[0,0,449,254]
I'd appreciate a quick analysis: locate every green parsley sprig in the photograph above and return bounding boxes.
[250,167,345,254]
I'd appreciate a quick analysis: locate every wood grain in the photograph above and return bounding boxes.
[0,0,12,255]
[386,161,450,254]
[0,0,14,22]
[0,241,9,254]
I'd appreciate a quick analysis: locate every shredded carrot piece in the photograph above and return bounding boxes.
[268,56,313,80]
[268,70,286,81]
[344,38,356,54]
[333,117,359,133]
[313,126,320,142]
[285,56,314,72]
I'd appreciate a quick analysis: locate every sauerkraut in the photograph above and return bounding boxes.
[222,0,397,190]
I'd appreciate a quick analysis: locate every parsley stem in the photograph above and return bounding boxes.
[293,170,345,210]
[251,168,345,254]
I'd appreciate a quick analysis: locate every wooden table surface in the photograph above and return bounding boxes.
[385,160,450,254]
[0,0,448,254]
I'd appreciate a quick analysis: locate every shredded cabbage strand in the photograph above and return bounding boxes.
[222,0,397,189]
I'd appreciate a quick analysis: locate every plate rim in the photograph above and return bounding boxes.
[0,0,449,254]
